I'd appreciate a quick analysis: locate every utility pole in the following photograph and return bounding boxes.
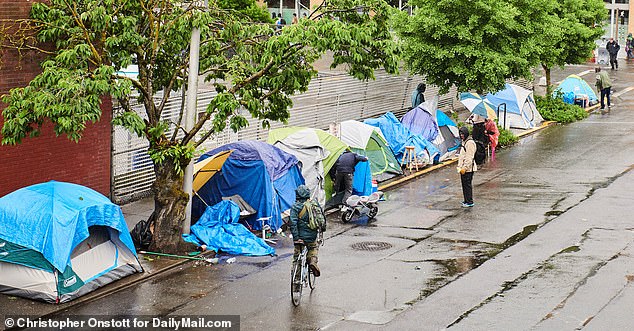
[614,8,619,44]
[183,0,207,234]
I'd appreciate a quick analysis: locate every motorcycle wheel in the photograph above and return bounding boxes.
[341,209,354,223]
[368,206,379,219]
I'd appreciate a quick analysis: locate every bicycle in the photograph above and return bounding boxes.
[290,243,316,306]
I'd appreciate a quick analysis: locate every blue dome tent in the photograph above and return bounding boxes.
[192,141,304,232]
[0,181,142,303]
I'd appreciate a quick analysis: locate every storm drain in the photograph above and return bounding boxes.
[351,241,393,251]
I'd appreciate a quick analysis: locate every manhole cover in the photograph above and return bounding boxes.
[351,241,393,251]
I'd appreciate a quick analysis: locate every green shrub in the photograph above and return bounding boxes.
[497,126,518,147]
[535,94,588,124]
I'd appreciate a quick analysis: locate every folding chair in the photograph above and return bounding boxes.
[222,195,276,245]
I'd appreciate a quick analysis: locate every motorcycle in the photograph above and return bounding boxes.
[340,191,383,223]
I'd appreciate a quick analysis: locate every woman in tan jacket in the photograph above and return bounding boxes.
[457,126,477,207]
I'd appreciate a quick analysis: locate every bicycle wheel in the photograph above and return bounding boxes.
[290,261,302,306]
[308,265,316,289]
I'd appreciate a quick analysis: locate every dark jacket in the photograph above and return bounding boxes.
[334,151,368,174]
[607,41,620,56]
[290,185,318,243]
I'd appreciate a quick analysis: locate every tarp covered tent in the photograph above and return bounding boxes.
[486,83,544,130]
[0,181,142,303]
[339,120,402,182]
[183,200,275,256]
[364,112,439,165]
[434,109,461,161]
[192,141,304,232]
[401,104,439,143]
[553,75,598,105]
[267,127,371,205]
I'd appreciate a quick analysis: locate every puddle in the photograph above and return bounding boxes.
[545,210,564,216]
[559,245,580,254]
[494,224,539,251]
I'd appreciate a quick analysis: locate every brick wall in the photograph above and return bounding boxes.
[0,1,112,197]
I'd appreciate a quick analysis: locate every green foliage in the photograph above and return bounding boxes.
[1,0,399,174]
[217,0,271,23]
[535,94,588,123]
[497,126,519,148]
[537,0,606,87]
[393,0,548,94]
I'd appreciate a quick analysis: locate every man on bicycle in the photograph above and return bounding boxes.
[290,185,322,277]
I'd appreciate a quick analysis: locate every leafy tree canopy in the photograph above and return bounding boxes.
[392,0,558,94]
[1,0,399,164]
[536,0,606,89]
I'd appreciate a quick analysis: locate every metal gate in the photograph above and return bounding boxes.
[111,70,530,203]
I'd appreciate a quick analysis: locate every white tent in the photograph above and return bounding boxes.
[486,83,544,130]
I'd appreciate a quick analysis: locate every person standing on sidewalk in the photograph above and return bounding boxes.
[457,126,477,208]
[484,118,500,159]
[595,67,612,113]
[606,38,620,70]
[411,83,426,108]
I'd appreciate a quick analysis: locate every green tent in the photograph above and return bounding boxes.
[267,127,348,205]
[339,120,402,182]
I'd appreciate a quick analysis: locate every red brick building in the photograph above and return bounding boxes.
[0,1,112,197]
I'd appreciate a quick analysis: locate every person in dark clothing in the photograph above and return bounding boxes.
[606,38,620,70]
[471,121,489,149]
[333,150,368,209]
[595,67,612,112]
[290,185,321,276]
[411,83,426,108]
[457,126,477,207]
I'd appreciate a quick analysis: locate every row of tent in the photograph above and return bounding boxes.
[188,83,551,241]
[0,79,568,305]
[0,82,551,304]
[190,106,464,237]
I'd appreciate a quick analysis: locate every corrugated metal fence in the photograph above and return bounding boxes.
[111,70,532,203]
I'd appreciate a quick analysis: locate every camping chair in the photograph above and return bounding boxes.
[222,195,277,245]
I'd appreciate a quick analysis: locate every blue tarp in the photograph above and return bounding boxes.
[364,112,439,163]
[193,141,304,231]
[553,75,598,102]
[183,200,275,256]
[352,161,373,196]
[436,109,456,128]
[401,105,439,142]
[436,109,461,152]
[0,181,135,272]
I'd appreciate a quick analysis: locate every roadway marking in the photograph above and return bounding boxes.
[576,69,593,77]
[614,86,634,98]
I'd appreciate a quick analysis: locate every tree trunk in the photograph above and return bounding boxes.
[542,64,552,96]
[148,159,192,254]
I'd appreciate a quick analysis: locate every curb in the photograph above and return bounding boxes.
[32,251,216,320]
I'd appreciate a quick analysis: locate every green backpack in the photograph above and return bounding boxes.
[299,199,327,232]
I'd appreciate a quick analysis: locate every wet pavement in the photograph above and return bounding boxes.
[3,61,634,330]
